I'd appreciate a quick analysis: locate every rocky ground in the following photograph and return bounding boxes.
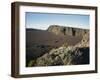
[26,25,89,67]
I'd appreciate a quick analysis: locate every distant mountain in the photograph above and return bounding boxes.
[26,25,89,67]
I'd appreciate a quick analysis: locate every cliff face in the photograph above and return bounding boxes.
[47,25,89,36]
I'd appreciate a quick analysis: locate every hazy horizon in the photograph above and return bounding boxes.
[25,12,90,30]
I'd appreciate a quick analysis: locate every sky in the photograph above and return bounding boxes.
[25,12,90,30]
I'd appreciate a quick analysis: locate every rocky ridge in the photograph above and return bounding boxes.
[47,25,89,36]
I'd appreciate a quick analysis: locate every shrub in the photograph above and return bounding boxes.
[28,60,36,67]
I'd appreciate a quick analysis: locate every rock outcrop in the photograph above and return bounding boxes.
[47,25,89,36]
